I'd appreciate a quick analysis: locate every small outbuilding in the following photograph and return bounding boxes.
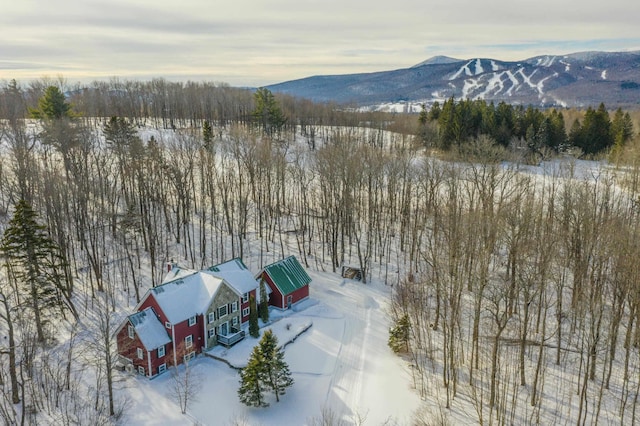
[259,256,311,310]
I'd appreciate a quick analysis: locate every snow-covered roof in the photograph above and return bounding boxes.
[207,258,260,295]
[129,307,171,350]
[152,268,226,324]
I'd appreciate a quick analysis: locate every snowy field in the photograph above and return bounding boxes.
[120,270,421,425]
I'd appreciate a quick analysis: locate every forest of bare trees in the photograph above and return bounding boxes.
[1,78,640,424]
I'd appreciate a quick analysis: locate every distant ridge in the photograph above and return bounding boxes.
[266,50,640,109]
[412,56,462,67]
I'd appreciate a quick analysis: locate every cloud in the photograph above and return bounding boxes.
[1,0,639,86]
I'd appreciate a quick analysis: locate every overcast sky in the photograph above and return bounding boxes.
[2,0,639,87]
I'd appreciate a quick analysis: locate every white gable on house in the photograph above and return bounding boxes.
[207,258,260,295]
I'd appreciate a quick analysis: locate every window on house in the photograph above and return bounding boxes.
[165,322,171,329]
[232,301,238,312]
[242,307,250,317]
[185,335,193,349]
[188,316,196,326]
[242,292,249,303]
[232,316,239,326]
[218,305,228,318]
[158,364,167,374]
[137,348,144,359]
[208,328,215,338]
[183,352,195,363]
[138,366,145,376]
[128,325,135,339]
[157,345,165,358]
[208,312,215,324]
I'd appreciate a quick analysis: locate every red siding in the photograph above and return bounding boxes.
[240,289,256,323]
[116,320,170,377]
[118,292,206,375]
[262,273,309,309]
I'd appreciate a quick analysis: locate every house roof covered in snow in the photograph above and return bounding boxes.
[207,258,261,295]
[152,268,229,324]
[129,307,171,350]
[261,255,311,295]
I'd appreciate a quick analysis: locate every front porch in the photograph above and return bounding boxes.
[217,327,245,347]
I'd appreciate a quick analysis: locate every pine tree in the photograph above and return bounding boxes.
[238,344,269,407]
[238,329,294,407]
[29,86,74,119]
[252,88,286,136]
[259,329,294,402]
[202,120,213,150]
[258,279,269,324]
[104,116,139,152]
[388,314,411,353]
[249,294,259,338]
[1,199,73,342]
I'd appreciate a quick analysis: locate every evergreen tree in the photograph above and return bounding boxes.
[202,120,213,150]
[104,116,138,152]
[249,293,259,338]
[258,279,269,324]
[259,329,294,402]
[388,314,411,353]
[1,199,74,342]
[252,87,286,136]
[611,108,634,145]
[29,86,74,119]
[238,344,269,407]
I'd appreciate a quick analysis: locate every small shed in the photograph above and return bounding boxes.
[259,256,311,310]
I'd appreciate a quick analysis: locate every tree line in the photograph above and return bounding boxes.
[420,97,636,158]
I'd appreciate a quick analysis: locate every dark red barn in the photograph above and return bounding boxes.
[259,256,311,310]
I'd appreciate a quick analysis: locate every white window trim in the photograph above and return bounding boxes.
[208,312,214,324]
[188,316,196,326]
[137,347,144,359]
[242,307,250,317]
[157,345,165,358]
[242,293,249,303]
[208,328,215,338]
[232,316,239,326]
[185,335,193,349]
[183,352,195,363]
[232,301,238,312]
[158,364,166,374]
[165,321,171,329]
[128,325,135,339]
[138,366,145,375]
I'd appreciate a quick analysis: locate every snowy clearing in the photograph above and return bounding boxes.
[119,271,421,425]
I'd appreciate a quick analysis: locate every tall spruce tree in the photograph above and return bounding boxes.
[29,86,73,119]
[1,199,72,342]
[252,88,286,136]
[202,120,213,150]
[258,278,269,324]
[238,343,269,407]
[238,329,294,407]
[249,293,260,338]
[259,329,294,402]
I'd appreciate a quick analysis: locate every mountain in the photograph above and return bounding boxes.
[266,51,640,109]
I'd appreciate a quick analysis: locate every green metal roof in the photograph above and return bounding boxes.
[263,256,311,295]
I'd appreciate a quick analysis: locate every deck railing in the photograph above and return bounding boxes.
[217,328,245,347]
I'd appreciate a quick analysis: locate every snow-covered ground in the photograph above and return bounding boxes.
[119,270,421,425]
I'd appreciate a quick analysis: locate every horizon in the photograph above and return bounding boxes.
[2,1,640,87]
